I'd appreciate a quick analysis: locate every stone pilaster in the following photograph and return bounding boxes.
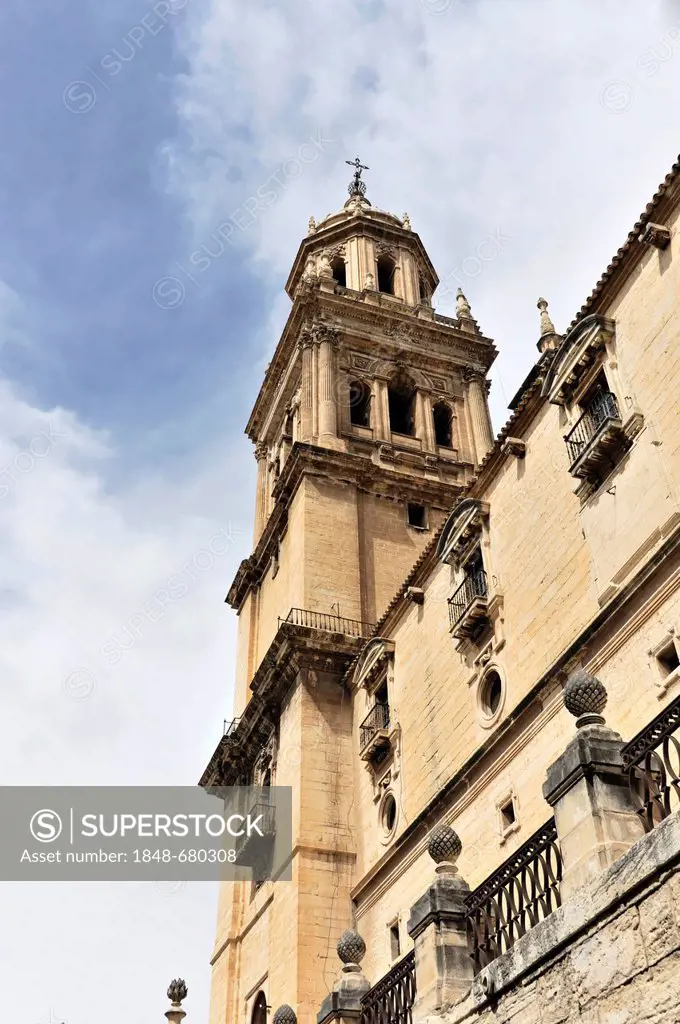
[407,825,473,1014]
[299,331,315,442]
[464,368,494,466]
[373,379,390,440]
[253,441,269,544]
[543,670,646,901]
[316,325,341,448]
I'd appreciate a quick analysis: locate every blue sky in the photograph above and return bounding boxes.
[2,0,680,1022]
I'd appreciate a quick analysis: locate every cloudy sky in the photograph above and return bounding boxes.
[2,0,680,1021]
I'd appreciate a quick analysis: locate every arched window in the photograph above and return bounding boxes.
[349,380,371,427]
[251,993,267,1024]
[433,402,453,447]
[377,254,396,295]
[331,256,347,288]
[388,373,416,437]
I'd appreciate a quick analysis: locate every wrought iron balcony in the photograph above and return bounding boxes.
[360,702,391,759]
[279,607,375,638]
[622,692,680,833]
[360,950,416,1024]
[447,569,489,639]
[564,390,627,479]
[233,798,277,868]
[465,819,562,973]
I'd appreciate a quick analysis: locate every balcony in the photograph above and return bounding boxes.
[448,569,489,640]
[278,607,374,638]
[564,390,628,481]
[233,798,277,871]
[359,702,391,760]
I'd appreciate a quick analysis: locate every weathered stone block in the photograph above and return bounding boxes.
[638,884,680,967]
[569,908,646,1005]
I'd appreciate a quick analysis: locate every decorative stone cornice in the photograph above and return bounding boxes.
[227,442,465,610]
[246,291,497,442]
[199,619,365,788]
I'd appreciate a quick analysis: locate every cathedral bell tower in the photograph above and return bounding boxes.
[200,162,497,1024]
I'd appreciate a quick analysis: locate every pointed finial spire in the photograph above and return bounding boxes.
[536,297,562,353]
[308,215,316,234]
[456,288,472,319]
[402,213,411,230]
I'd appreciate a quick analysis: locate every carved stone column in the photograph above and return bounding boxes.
[415,391,435,452]
[373,379,390,441]
[253,441,269,544]
[316,324,340,448]
[464,368,494,465]
[299,330,315,443]
[407,825,473,1014]
[543,670,646,901]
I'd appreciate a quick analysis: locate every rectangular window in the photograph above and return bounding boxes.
[389,921,401,961]
[407,502,428,529]
[500,799,516,830]
[657,639,680,677]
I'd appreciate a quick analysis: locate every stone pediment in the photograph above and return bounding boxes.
[436,498,490,566]
[353,637,395,691]
[541,314,616,406]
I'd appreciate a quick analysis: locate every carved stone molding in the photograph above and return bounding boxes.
[640,222,671,250]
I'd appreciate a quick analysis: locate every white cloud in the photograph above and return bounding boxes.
[0,333,252,1023]
[8,1,680,1020]
[166,0,680,425]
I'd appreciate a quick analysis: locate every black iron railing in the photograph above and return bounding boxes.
[622,693,680,832]
[223,716,241,738]
[564,390,621,467]
[360,951,416,1024]
[279,607,374,638]
[360,702,390,751]
[234,798,277,863]
[448,570,488,630]
[465,820,562,973]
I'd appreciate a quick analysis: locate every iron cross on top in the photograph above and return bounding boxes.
[346,156,369,194]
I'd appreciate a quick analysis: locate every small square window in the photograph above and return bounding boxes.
[500,799,516,831]
[497,791,520,844]
[407,503,428,529]
[657,640,680,677]
[389,921,401,961]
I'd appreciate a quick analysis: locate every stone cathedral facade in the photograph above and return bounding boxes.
[200,155,680,1024]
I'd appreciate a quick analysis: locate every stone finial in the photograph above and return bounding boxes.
[538,297,555,335]
[427,824,462,875]
[167,980,188,1006]
[308,215,316,234]
[536,297,561,353]
[402,213,411,230]
[273,1006,296,1024]
[563,669,608,727]
[337,929,366,965]
[456,288,472,319]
